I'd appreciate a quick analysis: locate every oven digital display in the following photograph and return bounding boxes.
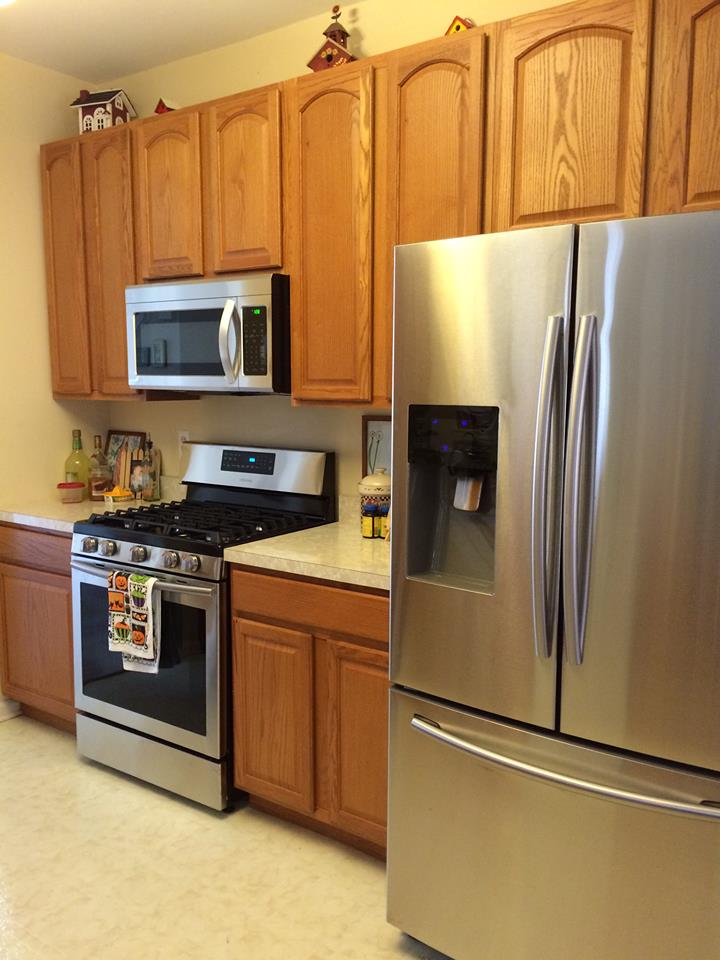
[221,450,276,475]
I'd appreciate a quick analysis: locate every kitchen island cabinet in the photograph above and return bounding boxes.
[231,567,389,854]
[0,524,74,727]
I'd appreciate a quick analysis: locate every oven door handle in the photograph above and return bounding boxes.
[70,560,215,596]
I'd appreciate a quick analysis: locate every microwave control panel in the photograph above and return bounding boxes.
[221,450,276,476]
[241,306,268,376]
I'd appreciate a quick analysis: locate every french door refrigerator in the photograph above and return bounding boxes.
[388,211,720,960]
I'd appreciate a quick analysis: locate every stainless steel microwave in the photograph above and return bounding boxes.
[126,274,290,393]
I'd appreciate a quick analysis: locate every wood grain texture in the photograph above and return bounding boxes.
[81,126,138,396]
[287,64,374,402]
[0,564,74,723]
[0,524,71,576]
[134,110,204,279]
[323,638,388,847]
[646,0,720,213]
[203,86,283,272]
[489,0,651,230]
[40,139,92,396]
[232,617,314,813]
[231,568,389,645]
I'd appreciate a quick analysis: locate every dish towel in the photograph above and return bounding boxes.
[108,571,162,673]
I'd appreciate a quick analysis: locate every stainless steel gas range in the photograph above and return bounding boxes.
[71,443,335,810]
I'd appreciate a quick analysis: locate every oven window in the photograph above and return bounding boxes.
[134,308,225,376]
[80,582,207,735]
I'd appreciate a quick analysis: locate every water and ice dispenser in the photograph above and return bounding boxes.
[406,405,498,594]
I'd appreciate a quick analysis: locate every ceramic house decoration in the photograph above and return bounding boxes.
[70,89,137,134]
[307,5,356,72]
[445,15,475,35]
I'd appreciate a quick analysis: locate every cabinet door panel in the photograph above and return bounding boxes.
[204,87,282,272]
[646,0,720,213]
[324,638,388,846]
[81,127,137,396]
[134,111,204,279]
[0,565,74,721]
[288,66,373,402]
[232,618,314,813]
[490,0,651,230]
[40,141,91,395]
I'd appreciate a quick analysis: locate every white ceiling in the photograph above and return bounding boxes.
[0,0,346,82]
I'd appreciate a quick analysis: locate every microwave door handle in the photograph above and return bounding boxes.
[218,299,241,384]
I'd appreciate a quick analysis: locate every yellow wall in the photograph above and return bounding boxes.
[104,0,569,494]
[0,53,108,503]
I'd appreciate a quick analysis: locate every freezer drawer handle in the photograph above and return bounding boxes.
[411,715,720,823]
[531,314,564,659]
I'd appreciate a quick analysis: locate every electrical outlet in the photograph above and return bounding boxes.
[178,430,190,462]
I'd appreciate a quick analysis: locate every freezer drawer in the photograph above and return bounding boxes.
[388,688,720,960]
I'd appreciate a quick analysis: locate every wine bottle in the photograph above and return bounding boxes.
[64,429,90,497]
[89,434,112,501]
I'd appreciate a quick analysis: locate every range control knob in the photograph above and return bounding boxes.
[181,554,201,573]
[131,545,148,563]
[99,540,117,557]
[163,551,180,569]
[82,537,98,553]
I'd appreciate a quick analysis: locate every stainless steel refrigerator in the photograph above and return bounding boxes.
[387,212,720,960]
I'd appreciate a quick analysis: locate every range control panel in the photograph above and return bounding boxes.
[241,306,268,376]
[221,449,276,475]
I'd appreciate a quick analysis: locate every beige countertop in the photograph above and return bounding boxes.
[0,497,100,534]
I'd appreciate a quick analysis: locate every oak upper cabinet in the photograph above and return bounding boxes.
[203,86,283,273]
[81,125,137,396]
[134,109,204,280]
[232,617,314,814]
[285,64,374,403]
[645,0,720,214]
[40,140,92,396]
[487,0,652,231]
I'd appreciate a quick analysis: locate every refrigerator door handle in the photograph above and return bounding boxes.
[531,314,564,659]
[411,715,720,823]
[563,313,598,666]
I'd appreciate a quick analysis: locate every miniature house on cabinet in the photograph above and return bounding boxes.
[70,89,137,133]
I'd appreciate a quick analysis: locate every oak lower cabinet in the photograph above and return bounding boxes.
[0,525,74,726]
[487,0,652,231]
[231,568,389,850]
[645,0,720,215]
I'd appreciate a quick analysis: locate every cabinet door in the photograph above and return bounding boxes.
[488,0,651,231]
[645,0,720,214]
[232,617,314,814]
[134,111,204,279]
[286,65,374,402]
[204,87,282,273]
[0,565,74,722]
[321,638,388,847]
[40,140,91,396]
[81,127,137,396]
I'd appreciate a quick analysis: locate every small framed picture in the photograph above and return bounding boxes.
[105,430,147,487]
[362,415,391,476]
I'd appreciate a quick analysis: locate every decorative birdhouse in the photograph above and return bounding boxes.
[154,98,179,115]
[445,15,476,36]
[308,5,357,72]
[70,89,136,134]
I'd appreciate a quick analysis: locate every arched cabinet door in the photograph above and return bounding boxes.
[286,64,374,403]
[134,110,204,279]
[203,86,282,273]
[488,0,651,231]
[646,0,720,214]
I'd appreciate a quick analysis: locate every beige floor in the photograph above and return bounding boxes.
[0,717,450,960]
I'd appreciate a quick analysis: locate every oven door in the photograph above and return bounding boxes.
[71,558,224,759]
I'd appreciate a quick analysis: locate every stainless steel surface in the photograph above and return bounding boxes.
[99,539,117,557]
[163,550,179,569]
[82,537,98,553]
[411,715,720,822]
[182,443,328,496]
[76,714,227,811]
[530,314,565,659]
[218,298,240,383]
[562,312,598,666]
[72,559,224,758]
[391,225,575,727]
[130,545,148,563]
[388,688,720,960]
[181,554,201,573]
[125,275,278,304]
[71,534,223,582]
[561,212,720,770]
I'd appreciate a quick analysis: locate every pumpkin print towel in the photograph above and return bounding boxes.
[108,571,161,674]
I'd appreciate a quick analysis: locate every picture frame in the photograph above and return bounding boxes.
[362,415,391,477]
[105,430,147,487]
